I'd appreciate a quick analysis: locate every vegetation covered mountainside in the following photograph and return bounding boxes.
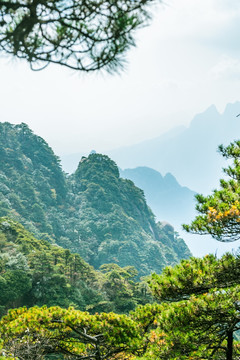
[0,217,152,316]
[0,122,191,277]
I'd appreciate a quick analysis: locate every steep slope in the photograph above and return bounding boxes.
[0,122,67,237]
[120,167,196,226]
[66,154,191,276]
[106,102,240,194]
[0,122,191,277]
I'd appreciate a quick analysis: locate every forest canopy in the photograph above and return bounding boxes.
[2,253,240,360]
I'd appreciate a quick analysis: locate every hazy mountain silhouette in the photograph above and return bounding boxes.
[120,167,196,227]
[108,102,240,194]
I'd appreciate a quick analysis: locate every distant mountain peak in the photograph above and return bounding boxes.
[164,172,178,186]
[189,104,219,129]
[223,101,240,117]
[120,166,196,234]
[205,104,219,114]
[123,166,164,178]
[75,153,120,180]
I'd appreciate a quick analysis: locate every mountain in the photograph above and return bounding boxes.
[0,122,191,277]
[106,102,240,194]
[120,167,196,226]
[119,166,240,258]
[67,154,191,277]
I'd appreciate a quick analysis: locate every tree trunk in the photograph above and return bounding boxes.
[226,330,233,360]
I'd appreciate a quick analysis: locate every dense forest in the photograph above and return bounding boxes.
[0,217,155,317]
[1,122,240,359]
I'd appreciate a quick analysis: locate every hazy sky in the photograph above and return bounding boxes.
[1,0,240,156]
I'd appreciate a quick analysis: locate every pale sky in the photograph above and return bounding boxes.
[1,0,240,157]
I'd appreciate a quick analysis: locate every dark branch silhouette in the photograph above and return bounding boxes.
[0,0,156,72]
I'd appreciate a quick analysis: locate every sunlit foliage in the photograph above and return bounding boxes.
[148,253,240,360]
[0,306,142,359]
[183,141,240,242]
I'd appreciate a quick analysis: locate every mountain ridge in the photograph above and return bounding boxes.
[60,102,240,194]
[106,101,240,193]
[0,122,191,277]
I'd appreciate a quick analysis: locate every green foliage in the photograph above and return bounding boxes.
[0,218,105,315]
[99,263,138,313]
[146,253,240,360]
[0,0,154,72]
[149,253,240,301]
[2,252,240,359]
[145,289,240,360]
[0,270,31,308]
[0,306,142,360]
[183,140,240,242]
[0,122,66,238]
[0,217,153,316]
